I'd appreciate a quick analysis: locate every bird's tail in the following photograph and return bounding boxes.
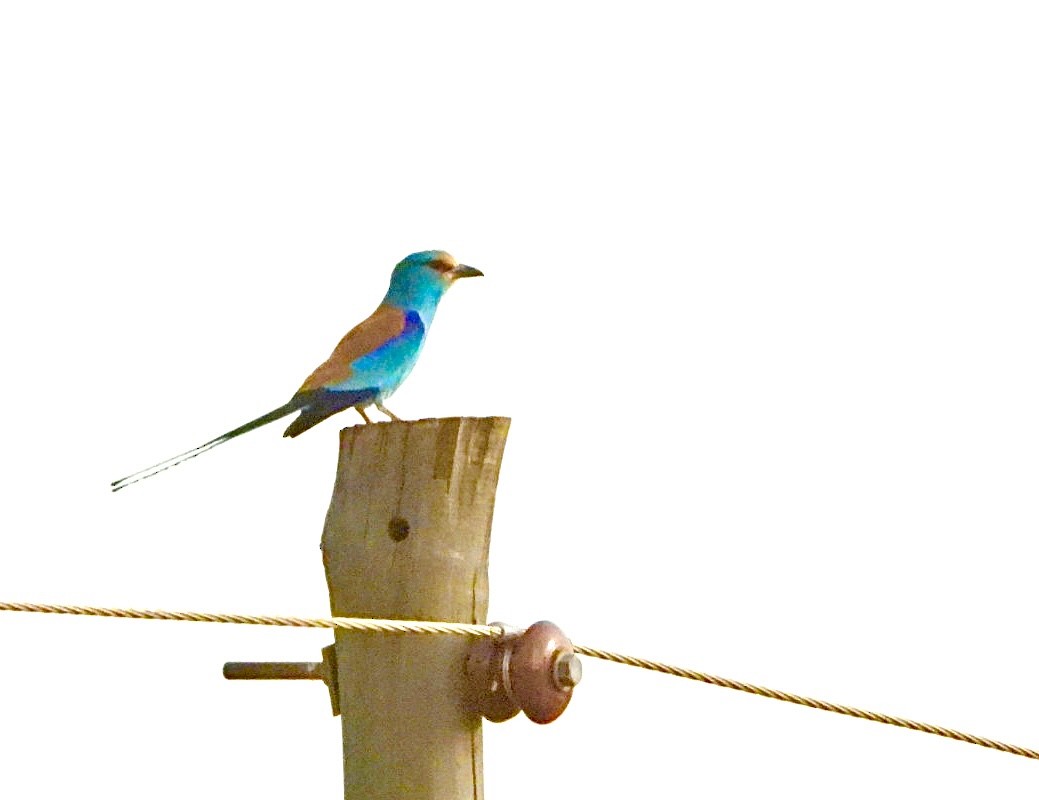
[110,398,307,492]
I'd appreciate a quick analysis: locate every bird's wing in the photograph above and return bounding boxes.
[296,304,411,392]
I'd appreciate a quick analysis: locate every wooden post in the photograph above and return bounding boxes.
[321,417,511,800]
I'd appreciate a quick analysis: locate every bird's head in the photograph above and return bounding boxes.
[385,250,483,309]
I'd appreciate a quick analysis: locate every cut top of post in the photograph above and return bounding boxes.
[321,416,511,622]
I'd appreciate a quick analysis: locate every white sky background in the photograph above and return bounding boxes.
[1,2,1037,796]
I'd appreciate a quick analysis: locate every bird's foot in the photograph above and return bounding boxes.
[376,403,403,422]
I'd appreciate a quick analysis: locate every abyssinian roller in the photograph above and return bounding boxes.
[111,250,482,491]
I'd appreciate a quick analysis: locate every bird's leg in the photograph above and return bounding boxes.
[355,406,373,424]
[376,403,402,422]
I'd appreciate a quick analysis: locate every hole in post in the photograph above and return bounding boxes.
[387,516,410,542]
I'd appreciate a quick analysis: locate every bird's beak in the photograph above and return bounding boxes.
[451,264,484,279]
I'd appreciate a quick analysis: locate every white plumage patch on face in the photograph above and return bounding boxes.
[429,252,458,271]
[427,252,460,281]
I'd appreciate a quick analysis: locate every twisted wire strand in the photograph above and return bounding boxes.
[2,601,1036,762]
[0,601,497,637]
[572,645,1039,761]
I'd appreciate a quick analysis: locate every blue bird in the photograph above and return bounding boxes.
[111,250,482,491]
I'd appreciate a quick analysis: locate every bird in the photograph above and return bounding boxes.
[111,250,483,491]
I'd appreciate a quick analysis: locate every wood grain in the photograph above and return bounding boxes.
[321,416,511,800]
